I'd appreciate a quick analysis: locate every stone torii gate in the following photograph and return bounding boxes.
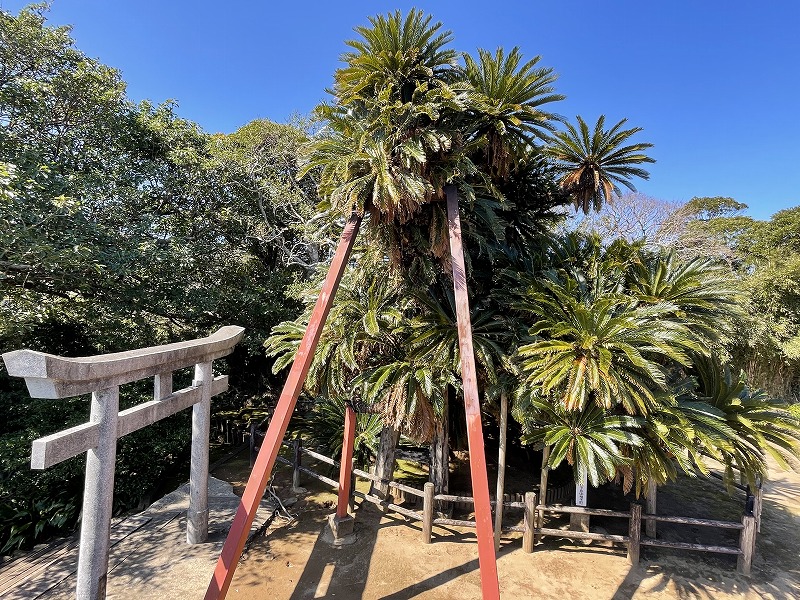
[206,187,501,599]
[2,326,244,600]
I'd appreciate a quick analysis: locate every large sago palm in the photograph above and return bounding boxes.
[295,9,571,494]
[545,115,655,213]
[507,234,780,493]
[461,47,564,179]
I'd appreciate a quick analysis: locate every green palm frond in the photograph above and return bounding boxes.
[461,47,564,177]
[692,356,800,486]
[335,9,457,106]
[629,253,742,350]
[545,115,654,214]
[513,395,643,487]
[301,397,384,467]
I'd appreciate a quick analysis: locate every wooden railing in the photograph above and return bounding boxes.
[1,326,244,600]
[272,439,758,575]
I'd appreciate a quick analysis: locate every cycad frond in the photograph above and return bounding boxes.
[545,115,655,214]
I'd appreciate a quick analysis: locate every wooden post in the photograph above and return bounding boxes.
[329,405,357,539]
[753,483,763,533]
[249,422,256,468]
[336,406,357,519]
[292,438,302,490]
[493,390,508,551]
[628,503,642,565]
[206,214,361,600]
[422,482,435,544]
[535,445,550,543]
[738,514,757,575]
[523,491,536,553]
[645,481,657,538]
[446,186,500,600]
[188,361,212,544]
[76,386,120,600]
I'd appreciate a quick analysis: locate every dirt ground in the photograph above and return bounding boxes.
[210,455,800,600]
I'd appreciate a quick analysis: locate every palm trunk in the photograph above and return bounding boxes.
[372,424,400,498]
[535,444,550,543]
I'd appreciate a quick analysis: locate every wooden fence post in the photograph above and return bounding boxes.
[536,445,550,544]
[753,485,763,533]
[249,422,256,468]
[628,503,641,565]
[422,482,435,544]
[292,438,302,490]
[188,361,212,544]
[523,492,536,553]
[738,514,757,575]
[645,481,657,538]
[493,390,508,552]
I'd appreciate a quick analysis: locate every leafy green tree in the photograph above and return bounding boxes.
[0,5,317,550]
[461,46,564,178]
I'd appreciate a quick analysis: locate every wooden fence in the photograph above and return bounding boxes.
[269,439,758,575]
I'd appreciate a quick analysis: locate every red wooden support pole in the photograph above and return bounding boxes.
[337,404,357,518]
[446,186,501,600]
[205,214,362,600]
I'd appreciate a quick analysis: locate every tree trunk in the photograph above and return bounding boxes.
[535,445,550,542]
[430,392,450,495]
[372,424,400,498]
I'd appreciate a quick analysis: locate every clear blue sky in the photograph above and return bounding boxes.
[3,1,799,220]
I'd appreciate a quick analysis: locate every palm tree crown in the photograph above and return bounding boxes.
[462,47,564,178]
[545,115,655,214]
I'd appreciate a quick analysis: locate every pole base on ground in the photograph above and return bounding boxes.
[328,514,354,539]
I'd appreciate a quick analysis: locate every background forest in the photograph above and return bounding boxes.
[2,5,799,554]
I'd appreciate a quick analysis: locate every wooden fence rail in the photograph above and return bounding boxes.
[277,440,759,576]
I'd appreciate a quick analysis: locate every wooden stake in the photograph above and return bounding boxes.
[645,481,657,538]
[737,514,757,575]
[493,391,508,551]
[535,445,550,543]
[336,405,357,518]
[523,492,536,553]
[205,214,362,600]
[446,186,500,600]
[628,504,641,565]
[422,482,435,544]
[292,438,302,490]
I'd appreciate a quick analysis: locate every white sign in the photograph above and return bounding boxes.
[575,470,588,507]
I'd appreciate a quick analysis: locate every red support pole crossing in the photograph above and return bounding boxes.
[446,185,501,600]
[205,214,362,600]
[336,405,357,518]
